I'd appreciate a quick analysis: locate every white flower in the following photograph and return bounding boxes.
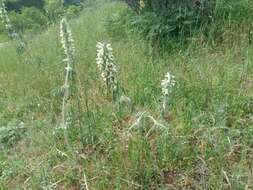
[96,42,118,92]
[161,71,176,112]
[60,18,75,68]
[161,72,176,96]
[140,0,145,9]
[60,18,76,129]
[0,0,13,34]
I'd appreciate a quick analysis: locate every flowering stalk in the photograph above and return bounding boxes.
[0,0,25,53]
[139,0,145,10]
[96,42,118,100]
[0,0,11,33]
[58,19,90,189]
[60,18,76,129]
[161,71,176,112]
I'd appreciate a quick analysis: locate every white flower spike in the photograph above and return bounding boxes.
[96,42,118,95]
[60,18,76,129]
[161,71,176,111]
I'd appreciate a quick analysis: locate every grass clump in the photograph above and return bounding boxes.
[110,0,253,49]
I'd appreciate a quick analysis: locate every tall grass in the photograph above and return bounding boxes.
[0,0,253,189]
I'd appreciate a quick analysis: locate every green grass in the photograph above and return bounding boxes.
[0,1,253,189]
[0,33,8,43]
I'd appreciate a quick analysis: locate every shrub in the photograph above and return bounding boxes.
[44,0,64,24]
[124,0,214,13]
[0,121,26,147]
[8,7,47,33]
[5,0,45,11]
[0,0,84,36]
[115,0,249,48]
[65,5,82,19]
[105,4,133,40]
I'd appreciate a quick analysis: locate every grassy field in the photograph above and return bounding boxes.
[0,1,253,189]
[0,33,8,43]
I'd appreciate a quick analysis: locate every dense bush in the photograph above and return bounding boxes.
[124,0,214,12]
[65,5,82,19]
[0,0,85,35]
[111,0,250,48]
[44,0,65,24]
[5,0,45,11]
[9,7,48,33]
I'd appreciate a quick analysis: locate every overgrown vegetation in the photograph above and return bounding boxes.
[0,0,253,189]
[0,0,85,36]
[112,0,253,49]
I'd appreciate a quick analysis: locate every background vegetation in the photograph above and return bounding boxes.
[0,0,86,36]
[115,0,253,49]
[0,0,253,189]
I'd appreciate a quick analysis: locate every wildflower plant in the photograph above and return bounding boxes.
[161,71,176,112]
[60,18,76,129]
[139,0,145,10]
[0,0,11,33]
[96,42,118,101]
[0,0,25,53]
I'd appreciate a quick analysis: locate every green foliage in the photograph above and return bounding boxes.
[105,4,133,40]
[5,0,45,11]
[44,0,64,24]
[116,0,253,48]
[65,5,82,19]
[0,121,26,147]
[0,0,253,189]
[0,0,84,36]
[9,7,48,33]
